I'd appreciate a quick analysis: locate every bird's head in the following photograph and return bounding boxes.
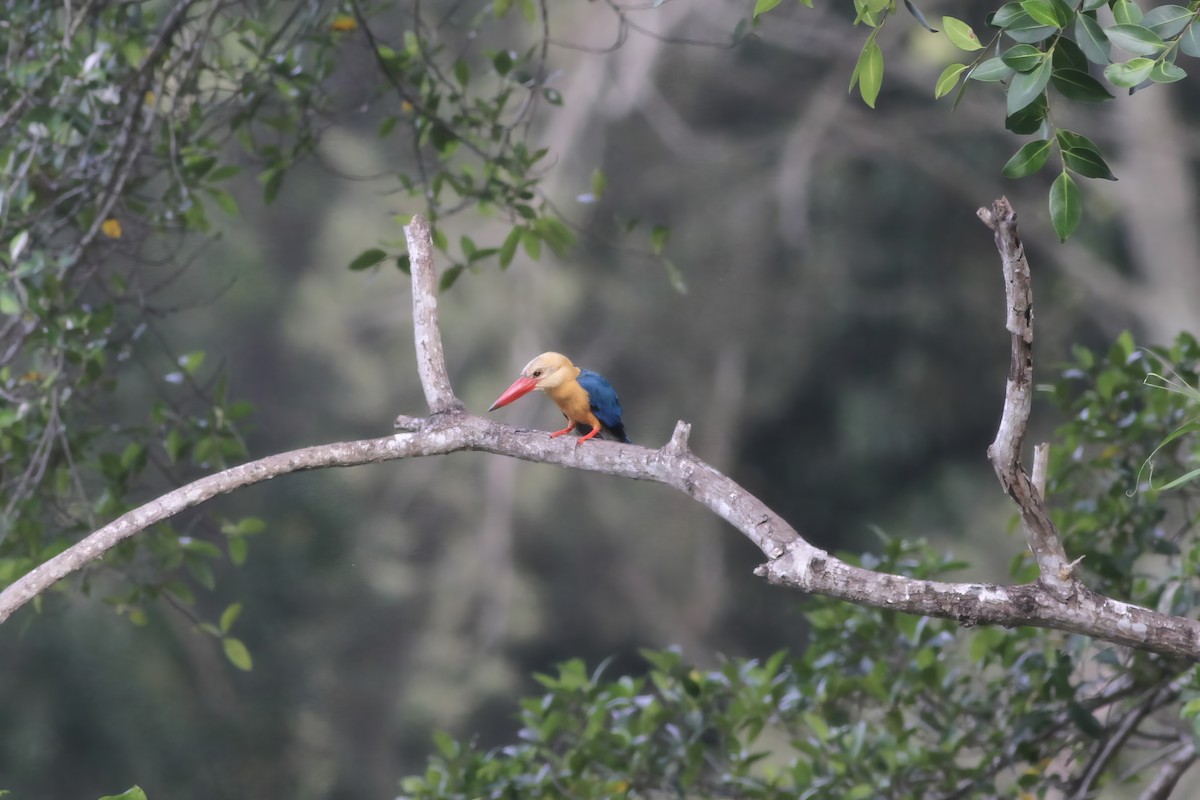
[488,352,580,411]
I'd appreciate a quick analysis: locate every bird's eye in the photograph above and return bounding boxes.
[533,369,543,377]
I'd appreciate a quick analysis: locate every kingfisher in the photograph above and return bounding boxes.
[488,352,630,443]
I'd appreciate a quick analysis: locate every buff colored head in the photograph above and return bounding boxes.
[487,352,581,410]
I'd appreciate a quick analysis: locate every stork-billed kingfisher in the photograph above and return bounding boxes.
[488,352,630,443]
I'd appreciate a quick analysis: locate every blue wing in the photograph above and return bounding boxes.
[577,369,629,443]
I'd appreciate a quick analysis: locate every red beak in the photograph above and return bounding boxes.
[488,375,538,411]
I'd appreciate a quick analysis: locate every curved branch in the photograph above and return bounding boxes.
[978,197,1070,585]
[3,206,1200,664]
[1070,683,1181,799]
[3,411,1198,657]
[1137,738,1197,800]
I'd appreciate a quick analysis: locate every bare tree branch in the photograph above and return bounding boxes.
[3,209,1200,663]
[1070,683,1181,799]
[404,215,463,414]
[978,197,1070,585]
[1137,738,1197,800]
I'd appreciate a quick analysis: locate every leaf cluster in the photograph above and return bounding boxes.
[0,1,345,649]
[343,3,577,290]
[939,0,1198,239]
[399,528,1197,798]
[1046,331,1200,611]
[757,0,1200,240]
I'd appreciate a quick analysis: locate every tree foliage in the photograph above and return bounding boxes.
[0,0,573,646]
[758,0,1200,239]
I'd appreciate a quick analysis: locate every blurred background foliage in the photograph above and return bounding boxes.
[4,0,1200,797]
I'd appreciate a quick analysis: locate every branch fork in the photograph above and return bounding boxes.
[2,206,1199,660]
[980,198,1074,590]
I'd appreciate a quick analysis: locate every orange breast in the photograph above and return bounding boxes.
[547,380,601,429]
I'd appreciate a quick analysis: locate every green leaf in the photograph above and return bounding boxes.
[1006,93,1048,133]
[1052,37,1089,71]
[165,581,195,607]
[935,63,968,97]
[259,166,284,205]
[851,40,884,107]
[1019,0,1070,28]
[662,257,687,294]
[179,351,205,375]
[205,187,239,216]
[228,536,248,566]
[651,225,670,256]
[492,49,513,75]
[453,58,469,87]
[219,602,242,633]
[1111,0,1142,25]
[1140,4,1193,37]
[904,0,937,31]
[1180,24,1200,57]
[534,216,574,257]
[1002,139,1052,178]
[183,155,217,180]
[1049,171,1082,241]
[1055,129,1102,153]
[223,637,254,671]
[164,429,185,463]
[433,730,459,759]
[1155,465,1200,491]
[1001,11,1057,42]
[1006,57,1052,114]
[1068,701,1105,738]
[438,264,464,291]
[1051,68,1115,101]
[99,788,147,800]
[1150,60,1187,83]
[1103,57,1155,87]
[499,227,521,268]
[0,291,18,316]
[348,248,388,271]
[1061,147,1117,180]
[989,2,1025,28]
[969,57,1015,81]
[1104,24,1165,56]
[521,228,541,260]
[120,442,146,471]
[186,556,216,589]
[753,0,783,17]
[943,16,984,50]
[1002,43,1048,72]
[8,230,29,262]
[1075,14,1111,65]
[853,0,891,26]
[1047,0,1076,26]
[208,164,241,182]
